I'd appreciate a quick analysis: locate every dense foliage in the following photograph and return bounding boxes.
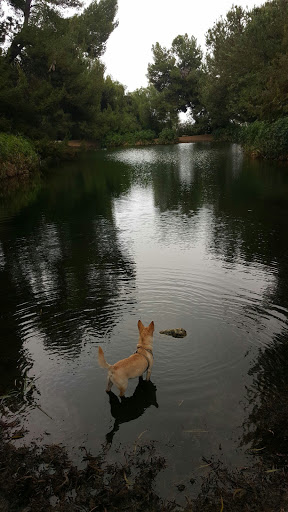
[147,35,204,128]
[147,0,288,157]
[0,132,38,177]
[0,0,288,159]
[203,0,288,128]
[0,0,119,141]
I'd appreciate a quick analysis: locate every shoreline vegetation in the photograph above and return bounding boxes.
[2,124,288,181]
[1,133,216,181]
[1,418,288,512]
[1,0,288,179]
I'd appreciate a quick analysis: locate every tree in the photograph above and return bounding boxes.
[0,0,118,139]
[147,34,204,126]
[129,86,166,133]
[203,0,288,128]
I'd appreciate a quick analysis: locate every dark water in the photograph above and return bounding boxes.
[1,142,288,496]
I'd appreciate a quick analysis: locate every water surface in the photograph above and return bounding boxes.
[1,142,288,496]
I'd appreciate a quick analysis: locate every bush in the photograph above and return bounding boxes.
[158,128,177,144]
[104,130,156,148]
[212,119,288,159]
[33,138,74,167]
[104,133,126,147]
[212,123,242,142]
[0,133,38,178]
[136,130,156,141]
[240,118,288,159]
[178,121,210,136]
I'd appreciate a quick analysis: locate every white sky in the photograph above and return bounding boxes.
[101,0,265,92]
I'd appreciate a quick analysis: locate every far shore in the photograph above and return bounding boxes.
[178,134,214,142]
[67,134,214,149]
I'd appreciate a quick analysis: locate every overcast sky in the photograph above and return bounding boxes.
[101,0,265,92]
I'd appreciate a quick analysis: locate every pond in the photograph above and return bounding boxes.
[1,142,288,498]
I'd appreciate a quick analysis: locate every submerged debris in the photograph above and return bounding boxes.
[1,430,288,512]
[159,328,187,338]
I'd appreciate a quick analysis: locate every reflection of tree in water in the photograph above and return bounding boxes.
[241,329,288,467]
[0,156,136,393]
[0,265,32,395]
[151,145,288,303]
[151,145,205,216]
[150,144,288,469]
[208,157,288,319]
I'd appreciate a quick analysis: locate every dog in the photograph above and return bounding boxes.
[98,320,154,396]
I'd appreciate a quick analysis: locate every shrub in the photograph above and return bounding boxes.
[136,130,156,141]
[104,130,156,148]
[0,133,38,179]
[212,123,242,142]
[158,128,177,144]
[178,121,210,136]
[33,138,74,167]
[104,133,126,147]
[240,118,288,159]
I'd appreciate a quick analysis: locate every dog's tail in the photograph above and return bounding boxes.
[98,347,111,369]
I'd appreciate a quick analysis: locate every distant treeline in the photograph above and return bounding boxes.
[0,0,288,165]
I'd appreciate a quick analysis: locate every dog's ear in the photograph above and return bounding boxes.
[148,321,154,333]
[138,320,144,332]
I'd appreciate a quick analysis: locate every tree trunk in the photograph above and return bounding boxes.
[24,0,32,26]
[7,0,32,62]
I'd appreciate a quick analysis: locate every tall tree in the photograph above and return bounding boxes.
[0,0,118,139]
[147,34,204,126]
[203,0,288,127]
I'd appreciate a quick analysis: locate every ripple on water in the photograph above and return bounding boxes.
[136,264,288,350]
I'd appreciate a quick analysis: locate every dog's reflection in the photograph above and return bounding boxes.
[105,377,158,445]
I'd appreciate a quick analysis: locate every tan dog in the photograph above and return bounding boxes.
[98,320,154,397]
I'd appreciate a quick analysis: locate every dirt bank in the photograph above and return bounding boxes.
[67,135,214,150]
[178,135,214,143]
[67,140,100,149]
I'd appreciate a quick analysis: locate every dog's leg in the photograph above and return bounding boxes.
[118,378,128,397]
[146,369,151,381]
[106,376,113,393]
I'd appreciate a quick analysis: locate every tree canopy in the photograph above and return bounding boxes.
[147,34,204,126]
[203,0,288,128]
[1,0,288,148]
[0,0,119,139]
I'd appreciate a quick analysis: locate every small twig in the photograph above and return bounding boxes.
[56,472,69,490]
[36,405,53,420]
[220,495,224,512]
[134,429,148,452]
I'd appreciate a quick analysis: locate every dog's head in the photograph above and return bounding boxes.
[138,320,154,340]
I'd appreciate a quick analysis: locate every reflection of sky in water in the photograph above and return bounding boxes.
[0,241,5,270]
[108,146,177,166]
[176,143,195,186]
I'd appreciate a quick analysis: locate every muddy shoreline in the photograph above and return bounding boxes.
[1,419,288,512]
